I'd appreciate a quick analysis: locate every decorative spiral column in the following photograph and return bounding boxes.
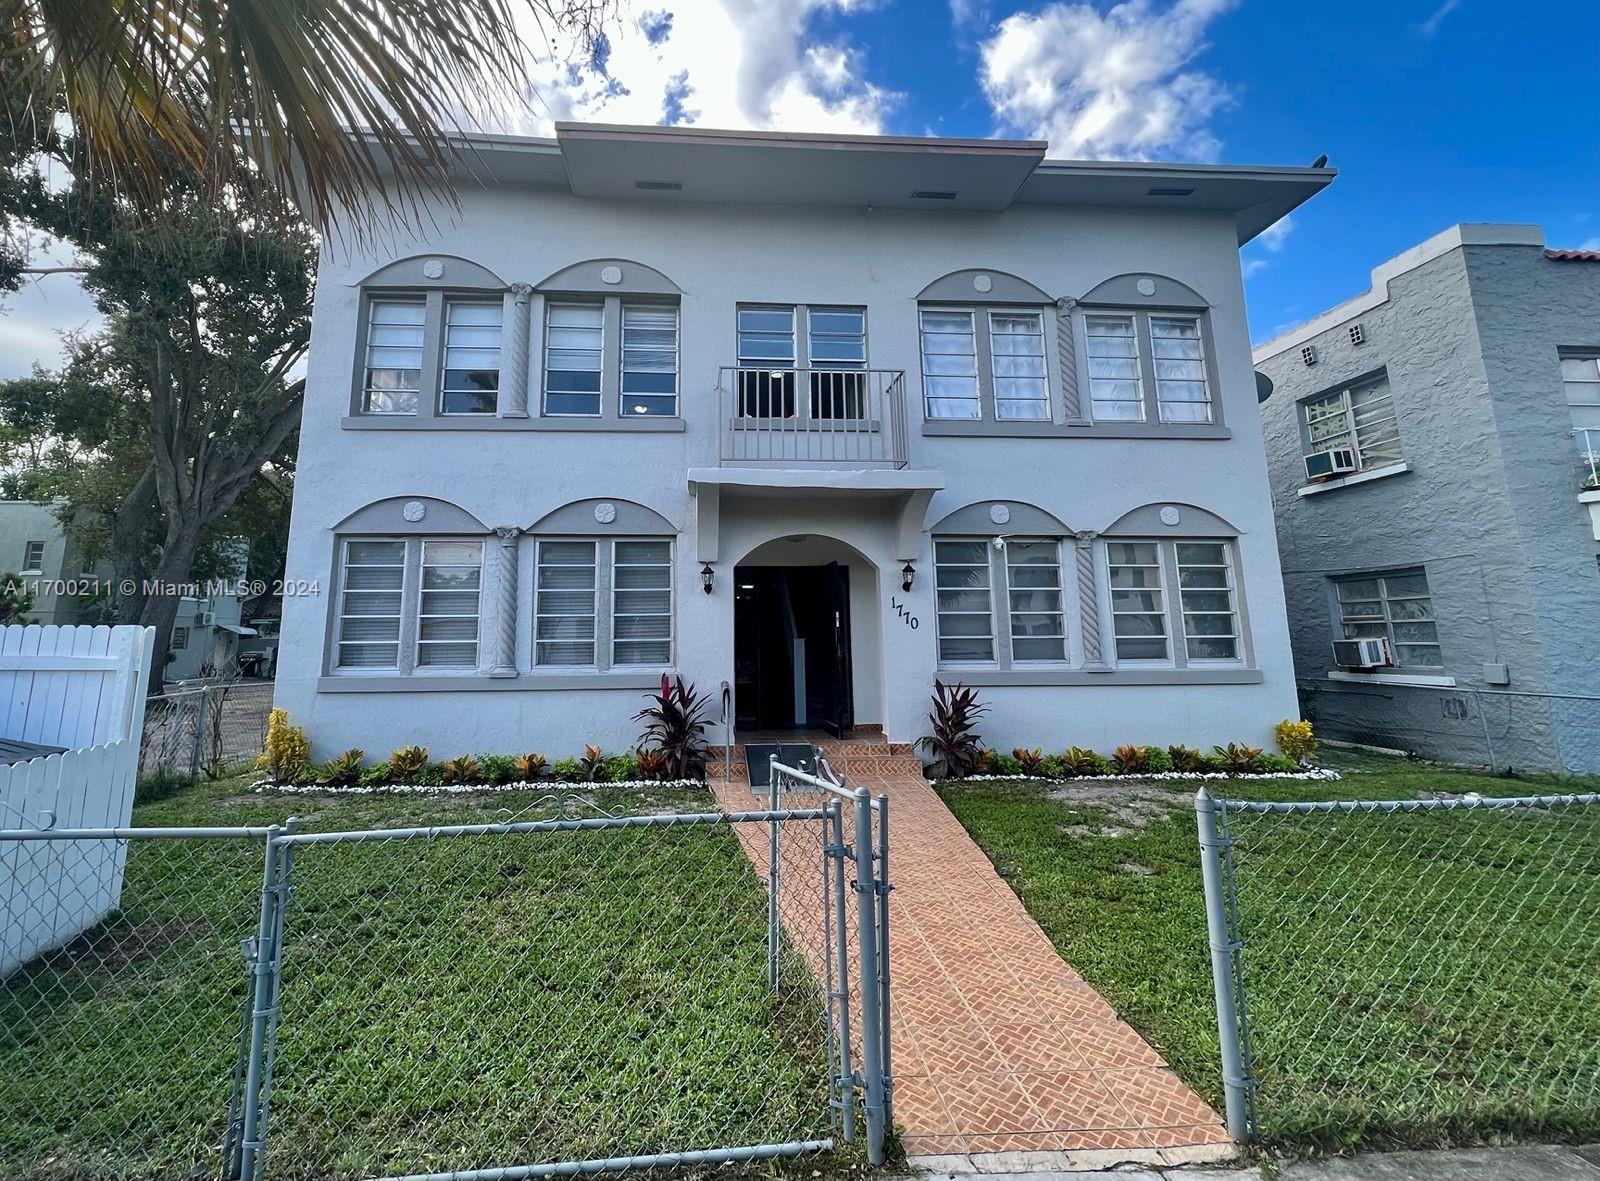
[1074,529,1107,669]
[500,283,534,418]
[1055,295,1084,423]
[490,526,521,677]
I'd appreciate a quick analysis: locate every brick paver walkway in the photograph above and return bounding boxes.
[712,739,1228,1158]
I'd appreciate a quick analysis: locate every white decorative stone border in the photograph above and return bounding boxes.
[949,768,1341,784]
[249,778,707,796]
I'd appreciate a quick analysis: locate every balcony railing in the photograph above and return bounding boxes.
[717,367,909,469]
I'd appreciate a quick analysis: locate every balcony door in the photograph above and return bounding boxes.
[736,305,867,420]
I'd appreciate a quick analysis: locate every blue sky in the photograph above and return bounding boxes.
[3,0,1597,374]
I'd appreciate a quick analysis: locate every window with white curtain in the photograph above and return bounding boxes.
[1150,315,1211,423]
[535,539,675,670]
[1085,314,1143,421]
[362,300,426,414]
[1082,308,1217,424]
[918,306,1052,422]
[416,540,483,666]
[935,537,1068,666]
[989,311,1049,421]
[919,309,979,420]
[335,538,485,673]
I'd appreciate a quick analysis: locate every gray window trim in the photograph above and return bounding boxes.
[1328,566,1443,671]
[326,534,487,677]
[351,289,510,420]
[1098,536,1252,671]
[933,535,1074,671]
[917,301,1057,424]
[1074,305,1224,428]
[733,301,871,424]
[532,536,675,673]
[541,293,682,420]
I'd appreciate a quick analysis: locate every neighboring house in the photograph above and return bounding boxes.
[238,594,282,678]
[164,592,253,683]
[1256,224,1600,773]
[275,122,1334,758]
[0,501,102,624]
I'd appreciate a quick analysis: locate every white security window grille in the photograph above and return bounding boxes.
[1151,315,1213,423]
[544,304,605,416]
[612,540,672,665]
[535,541,598,666]
[1336,571,1442,669]
[416,540,483,667]
[934,540,995,662]
[807,307,867,419]
[919,309,980,420]
[620,305,679,417]
[21,540,44,572]
[1004,539,1066,661]
[989,311,1050,421]
[1176,542,1238,661]
[1085,314,1144,421]
[737,305,798,417]
[363,299,425,414]
[337,540,407,669]
[1107,541,1168,660]
[1302,374,1402,472]
[439,301,501,414]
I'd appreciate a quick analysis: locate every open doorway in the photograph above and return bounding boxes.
[734,563,853,736]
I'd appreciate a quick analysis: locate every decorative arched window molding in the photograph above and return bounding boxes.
[1092,501,1251,672]
[527,497,677,535]
[349,256,512,421]
[1071,272,1223,429]
[532,260,683,421]
[333,496,489,535]
[929,499,1072,536]
[914,271,1059,425]
[916,269,1053,306]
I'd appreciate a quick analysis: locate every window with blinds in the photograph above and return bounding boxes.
[620,305,679,417]
[336,540,407,668]
[535,541,598,666]
[416,540,483,667]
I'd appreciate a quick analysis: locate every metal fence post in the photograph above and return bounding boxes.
[768,754,781,992]
[851,789,887,1165]
[1195,788,1251,1141]
[238,826,285,1180]
[874,793,893,1132]
[827,801,856,1143]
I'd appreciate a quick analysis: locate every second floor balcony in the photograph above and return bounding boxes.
[717,366,909,469]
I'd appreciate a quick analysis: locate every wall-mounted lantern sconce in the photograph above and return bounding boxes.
[901,562,915,592]
[701,563,715,594]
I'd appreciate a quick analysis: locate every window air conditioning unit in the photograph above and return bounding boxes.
[1333,637,1392,670]
[196,610,214,627]
[1304,447,1358,480]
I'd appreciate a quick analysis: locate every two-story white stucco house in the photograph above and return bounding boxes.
[275,123,1333,760]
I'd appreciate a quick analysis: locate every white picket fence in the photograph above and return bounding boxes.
[0,625,155,976]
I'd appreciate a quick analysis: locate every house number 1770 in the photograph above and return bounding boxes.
[891,596,919,629]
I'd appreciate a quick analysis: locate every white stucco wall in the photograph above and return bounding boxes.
[276,184,1300,760]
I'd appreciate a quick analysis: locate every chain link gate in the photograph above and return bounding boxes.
[1,791,893,1179]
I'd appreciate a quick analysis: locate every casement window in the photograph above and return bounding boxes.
[535,538,673,669]
[439,301,501,415]
[1301,373,1402,473]
[1334,571,1442,669]
[1561,353,1600,464]
[544,304,605,416]
[334,537,483,672]
[620,305,679,417]
[363,299,426,414]
[736,304,867,419]
[934,537,1067,665]
[21,540,44,573]
[1081,310,1215,424]
[1104,539,1243,665]
[358,295,504,417]
[918,307,1051,421]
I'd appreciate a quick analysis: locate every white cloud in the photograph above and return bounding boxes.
[1241,258,1268,278]
[1413,0,1459,38]
[507,0,898,136]
[978,0,1238,160]
[1579,236,1600,252]
[1256,214,1294,252]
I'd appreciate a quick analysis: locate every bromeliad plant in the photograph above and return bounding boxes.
[388,745,429,782]
[633,675,713,781]
[915,680,988,779]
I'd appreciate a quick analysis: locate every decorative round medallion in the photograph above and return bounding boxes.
[989,503,1011,525]
[594,502,617,524]
[973,273,994,293]
[600,265,623,285]
[1159,505,1182,526]
[1136,277,1157,297]
[422,259,445,280]
[402,500,427,523]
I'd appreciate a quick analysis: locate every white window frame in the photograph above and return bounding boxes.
[619,303,681,418]
[934,536,1072,668]
[1174,541,1240,664]
[333,538,410,672]
[918,304,1053,422]
[1105,540,1170,663]
[360,297,427,416]
[1077,307,1219,426]
[542,302,606,418]
[534,538,675,672]
[21,540,45,574]
[438,299,502,416]
[414,539,485,668]
[1101,538,1248,669]
[610,540,674,667]
[331,536,486,676]
[1333,569,1443,670]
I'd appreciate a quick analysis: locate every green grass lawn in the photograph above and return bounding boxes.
[1,778,845,1180]
[938,751,1600,1154]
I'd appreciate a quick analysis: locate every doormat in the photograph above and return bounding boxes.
[744,743,818,789]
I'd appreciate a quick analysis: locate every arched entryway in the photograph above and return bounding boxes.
[732,534,881,737]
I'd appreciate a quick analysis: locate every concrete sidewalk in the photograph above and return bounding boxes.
[909,1142,1600,1180]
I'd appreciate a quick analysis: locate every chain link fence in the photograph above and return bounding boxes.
[140,680,275,783]
[0,786,891,1180]
[1196,789,1600,1150]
